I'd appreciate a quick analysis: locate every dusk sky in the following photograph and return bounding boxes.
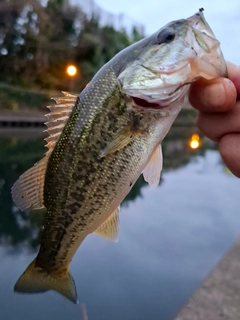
[89,0,240,65]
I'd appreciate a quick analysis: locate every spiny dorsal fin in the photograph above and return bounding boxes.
[94,206,120,242]
[12,92,78,211]
[142,144,163,188]
[45,91,78,156]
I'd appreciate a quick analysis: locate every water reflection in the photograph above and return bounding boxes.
[2,126,239,320]
[0,125,207,251]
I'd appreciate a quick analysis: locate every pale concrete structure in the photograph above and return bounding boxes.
[174,238,240,320]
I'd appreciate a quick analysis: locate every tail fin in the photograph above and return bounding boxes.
[14,259,78,304]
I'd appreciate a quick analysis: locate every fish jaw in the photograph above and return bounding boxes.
[117,9,226,110]
[117,41,193,107]
[118,59,192,108]
[185,9,227,79]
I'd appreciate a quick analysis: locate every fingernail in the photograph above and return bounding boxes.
[202,83,226,108]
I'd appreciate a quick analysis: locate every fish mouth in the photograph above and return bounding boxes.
[119,61,192,110]
[128,81,191,111]
[131,96,163,110]
[120,8,227,111]
[186,9,227,78]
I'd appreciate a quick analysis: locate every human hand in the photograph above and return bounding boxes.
[189,62,240,178]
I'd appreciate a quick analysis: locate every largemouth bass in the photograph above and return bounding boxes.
[12,9,227,303]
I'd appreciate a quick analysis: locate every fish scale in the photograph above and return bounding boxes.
[41,72,130,266]
[40,73,166,270]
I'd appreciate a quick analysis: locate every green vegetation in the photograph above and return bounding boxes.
[0,83,51,111]
[0,0,143,97]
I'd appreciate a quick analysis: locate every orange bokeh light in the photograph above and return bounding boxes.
[189,134,200,150]
[66,65,77,77]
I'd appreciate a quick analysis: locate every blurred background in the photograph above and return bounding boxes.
[0,1,240,319]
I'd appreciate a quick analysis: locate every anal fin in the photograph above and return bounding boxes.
[94,207,120,242]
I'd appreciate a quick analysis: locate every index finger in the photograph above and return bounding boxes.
[189,76,237,113]
[189,61,239,113]
[227,61,240,97]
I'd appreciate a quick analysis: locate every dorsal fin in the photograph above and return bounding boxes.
[12,92,77,211]
[94,206,120,242]
[12,157,48,211]
[142,144,163,188]
[45,91,78,156]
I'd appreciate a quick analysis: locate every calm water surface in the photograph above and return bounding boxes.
[0,127,240,320]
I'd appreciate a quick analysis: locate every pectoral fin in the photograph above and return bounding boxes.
[142,144,162,187]
[100,127,137,158]
[94,206,120,241]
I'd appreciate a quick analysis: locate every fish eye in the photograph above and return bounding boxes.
[157,28,176,45]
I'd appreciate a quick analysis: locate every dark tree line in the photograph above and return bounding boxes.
[0,0,143,91]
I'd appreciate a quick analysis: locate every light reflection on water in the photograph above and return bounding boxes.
[0,127,240,320]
